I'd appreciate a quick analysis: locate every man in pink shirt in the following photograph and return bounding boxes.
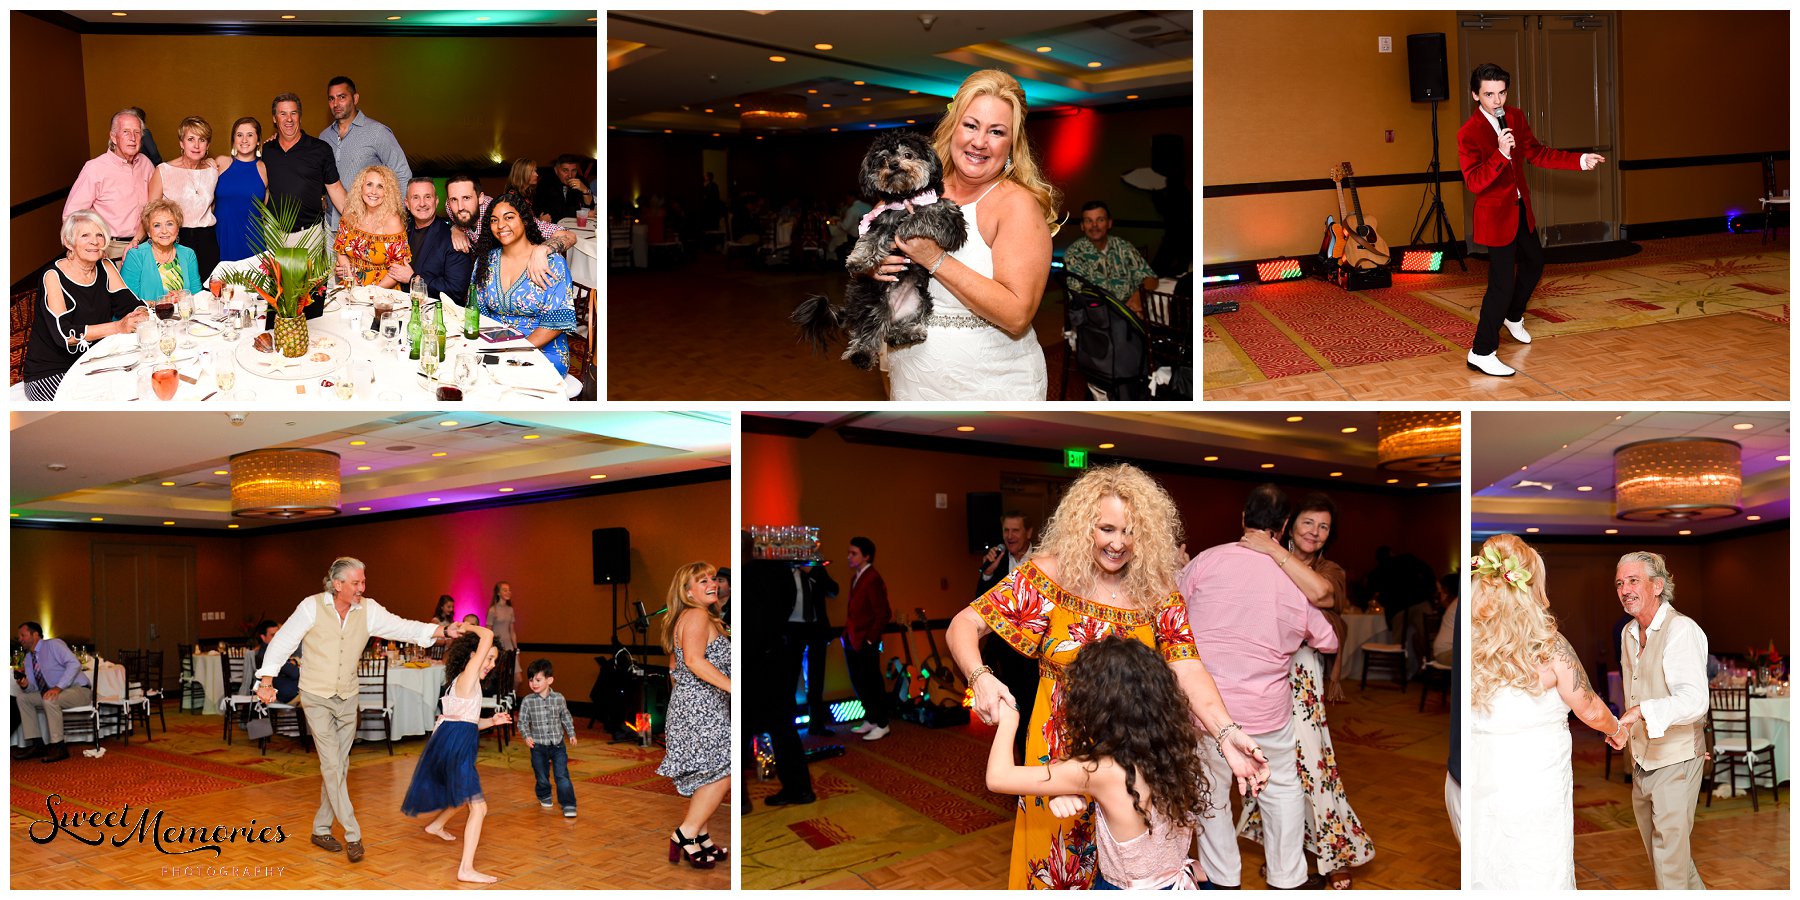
[63,109,154,260]
[1181,484,1339,889]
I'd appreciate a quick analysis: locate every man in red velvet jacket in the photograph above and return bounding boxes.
[841,536,893,741]
[1457,62,1606,377]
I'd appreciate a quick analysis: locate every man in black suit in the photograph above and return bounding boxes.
[976,511,1039,762]
[784,562,840,735]
[533,154,595,224]
[745,553,815,806]
[388,176,474,303]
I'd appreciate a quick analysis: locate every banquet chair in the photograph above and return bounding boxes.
[1360,613,1412,690]
[178,643,206,711]
[356,656,394,755]
[225,650,248,701]
[1416,658,1453,711]
[481,649,518,753]
[56,652,105,752]
[1708,683,1778,811]
[103,649,155,741]
[566,280,596,401]
[1759,153,1788,244]
[260,702,312,756]
[608,220,632,268]
[134,649,170,733]
[1140,281,1193,401]
[11,282,38,386]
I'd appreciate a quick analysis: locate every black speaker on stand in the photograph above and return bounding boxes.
[1407,33,1468,271]
[966,492,1002,555]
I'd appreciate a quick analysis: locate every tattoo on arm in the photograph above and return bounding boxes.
[1552,633,1595,698]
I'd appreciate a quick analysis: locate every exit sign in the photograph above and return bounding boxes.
[1064,448,1089,469]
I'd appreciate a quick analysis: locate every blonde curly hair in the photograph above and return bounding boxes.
[341,165,405,233]
[1031,464,1182,609]
[1470,533,1557,713]
[932,69,1063,232]
[660,560,725,655]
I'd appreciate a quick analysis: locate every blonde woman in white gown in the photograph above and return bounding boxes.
[870,69,1059,401]
[1469,534,1624,890]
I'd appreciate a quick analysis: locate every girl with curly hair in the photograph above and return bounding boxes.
[401,623,513,883]
[987,636,1207,889]
[1469,533,1620,889]
[333,164,410,288]
[468,191,578,376]
[948,463,1270,890]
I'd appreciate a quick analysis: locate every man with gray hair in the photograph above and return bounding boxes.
[63,109,154,259]
[256,557,463,863]
[1607,550,1709,889]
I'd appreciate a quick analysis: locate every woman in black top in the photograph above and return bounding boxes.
[23,209,150,400]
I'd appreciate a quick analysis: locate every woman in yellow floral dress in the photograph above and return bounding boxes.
[332,165,410,289]
[1237,493,1374,888]
[948,464,1273,890]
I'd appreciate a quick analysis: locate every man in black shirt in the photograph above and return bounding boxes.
[533,154,593,224]
[261,92,348,244]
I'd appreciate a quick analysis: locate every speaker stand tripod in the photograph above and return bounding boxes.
[1412,99,1468,271]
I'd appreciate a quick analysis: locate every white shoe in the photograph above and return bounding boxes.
[1466,351,1515,377]
[861,723,891,741]
[1503,317,1533,344]
[850,722,871,734]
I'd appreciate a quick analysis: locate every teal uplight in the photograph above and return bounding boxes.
[404,10,560,26]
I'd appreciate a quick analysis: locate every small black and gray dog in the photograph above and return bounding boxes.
[793,130,966,369]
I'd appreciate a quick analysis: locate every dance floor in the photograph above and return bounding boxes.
[607,253,1078,401]
[8,712,727,889]
[741,676,1457,890]
[1204,232,1789,401]
[1568,728,1788,889]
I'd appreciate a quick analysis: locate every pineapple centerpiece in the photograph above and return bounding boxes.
[219,198,331,357]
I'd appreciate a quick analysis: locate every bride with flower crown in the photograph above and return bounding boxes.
[1469,534,1626,889]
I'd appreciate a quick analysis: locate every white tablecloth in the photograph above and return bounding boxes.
[1339,613,1387,678]
[361,661,449,741]
[53,282,567,403]
[11,664,129,744]
[1752,694,1789,784]
[558,217,599,288]
[187,653,226,715]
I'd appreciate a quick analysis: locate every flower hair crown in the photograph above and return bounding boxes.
[1470,545,1533,588]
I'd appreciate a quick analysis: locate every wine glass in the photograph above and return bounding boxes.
[215,353,238,393]
[151,361,178,401]
[332,358,355,401]
[157,321,177,358]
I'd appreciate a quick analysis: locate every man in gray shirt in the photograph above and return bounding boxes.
[320,75,411,234]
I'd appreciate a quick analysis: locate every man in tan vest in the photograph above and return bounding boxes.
[1606,551,1708,889]
[256,557,462,863]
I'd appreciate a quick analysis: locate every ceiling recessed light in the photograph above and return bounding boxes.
[1385,478,1399,484]
[712,132,721,137]
[590,474,607,480]
[349,440,367,446]
[909,90,919,94]
[1340,427,1358,434]
[439,420,458,427]
[1678,529,1693,535]
[1778,455,1791,461]
[280,14,295,19]
[756,136,764,140]
[91,517,104,522]
[853,80,865,85]
[822,103,832,108]
[1203,455,1219,462]
[356,465,373,471]
[830,128,838,132]
[7,513,15,518]
[663,129,672,134]
[357,506,372,511]
[1747,514,1762,521]
[386,15,401,20]
[735,103,741,108]
[1087,61,1102,68]
[160,481,176,487]
[814,42,833,50]
[862,97,872,102]
[1577,485,1594,492]
[1733,423,1754,430]
[955,426,975,432]
[498,487,515,493]
[1416,482,1428,487]
[704,108,714,113]
[227,524,240,529]
[522,434,540,441]
[213,470,228,476]
[1098,443,1115,450]
[1526,527,1540,533]
[1035,46,1051,52]
[111,11,127,16]
[905,119,916,124]
[427,497,442,502]
[475,16,489,21]
[431,452,448,457]
[587,17,596,22]
[1259,463,1275,469]
[1285,416,1303,423]
[162,521,175,526]
[769,55,787,62]
[807,89,818,94]
[1605,528,1619,534]
[1329,472,1343,477]
[1126,94,1139,100]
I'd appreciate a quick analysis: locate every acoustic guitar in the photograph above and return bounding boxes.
[1328,163,1391,268]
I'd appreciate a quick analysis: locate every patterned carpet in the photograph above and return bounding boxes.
[1205,233,1789,389]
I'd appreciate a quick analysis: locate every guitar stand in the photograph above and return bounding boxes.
[1412,99,1469,272]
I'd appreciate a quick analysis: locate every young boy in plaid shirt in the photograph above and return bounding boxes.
[518,658,578,817]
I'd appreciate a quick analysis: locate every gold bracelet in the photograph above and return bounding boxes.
[967,665,995,684]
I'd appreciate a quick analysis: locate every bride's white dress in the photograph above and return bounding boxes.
[884,182,1047,400]
[1471,686,1575,889]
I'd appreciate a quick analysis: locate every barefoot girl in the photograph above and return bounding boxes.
[402,623,512,883]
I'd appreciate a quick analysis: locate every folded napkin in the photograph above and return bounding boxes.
[488,357,563,392]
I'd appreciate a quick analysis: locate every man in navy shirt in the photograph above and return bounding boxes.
[388,176,472,303]
[13,622,93,763]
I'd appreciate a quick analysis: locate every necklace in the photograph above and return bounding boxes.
[65,256,96,281]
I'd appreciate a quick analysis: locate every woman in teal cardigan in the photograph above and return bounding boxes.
[119,198,202,304]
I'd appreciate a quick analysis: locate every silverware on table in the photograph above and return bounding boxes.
[87,361,142,375]
[80,348,141,365]
[199,391,219,401]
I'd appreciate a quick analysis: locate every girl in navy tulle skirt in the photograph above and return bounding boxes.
[402,623,512,883]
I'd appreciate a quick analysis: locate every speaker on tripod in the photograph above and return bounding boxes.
[1407,33,1468,271]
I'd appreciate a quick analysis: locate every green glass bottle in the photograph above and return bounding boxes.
[407,297,422,360]
[433,295,447,358]
[463,294,480,341]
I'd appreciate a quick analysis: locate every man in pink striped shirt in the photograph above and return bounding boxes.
[63,109,154,260]
[1181,484,1339,889]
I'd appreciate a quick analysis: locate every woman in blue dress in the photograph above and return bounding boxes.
[211,116,269,261]
[468,192,578,376]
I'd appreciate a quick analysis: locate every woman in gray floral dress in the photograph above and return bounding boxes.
[656,562,732,869]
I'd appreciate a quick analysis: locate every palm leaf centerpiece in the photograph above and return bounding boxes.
[218,197,332,357]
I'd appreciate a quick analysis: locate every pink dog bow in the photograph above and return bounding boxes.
[858,189,939,236]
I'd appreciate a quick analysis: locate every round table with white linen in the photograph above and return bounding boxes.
[1751,693,1789,784]
[364,660,450,741]
[186,652,226,715]
[1338,612,1388,680]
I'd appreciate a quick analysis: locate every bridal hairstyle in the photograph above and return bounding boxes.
[1058,635,1209,828]
[1470,533,1556,713]
[660,561,724,655]
[341,165,404,232]
[931,69,1064,231]
[1033,463,1183,609]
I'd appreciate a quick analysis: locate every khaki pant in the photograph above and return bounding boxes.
[17,684,93,743]
[1199,719,1304,888]
[103,238,132,261]
[299,691,364,842]
[1632,757,1707,889]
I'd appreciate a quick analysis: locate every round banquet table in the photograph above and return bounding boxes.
[1338,612,1387,680]
[1751,694,1789,784]
[187,652,226,715]
[362,661,450,741]
[52,274,568,403]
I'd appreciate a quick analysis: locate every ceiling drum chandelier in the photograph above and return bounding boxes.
[1376,411,1461,474]
[739,93,809,129]
[230,448,343,519]
[1613,437,1742,522]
